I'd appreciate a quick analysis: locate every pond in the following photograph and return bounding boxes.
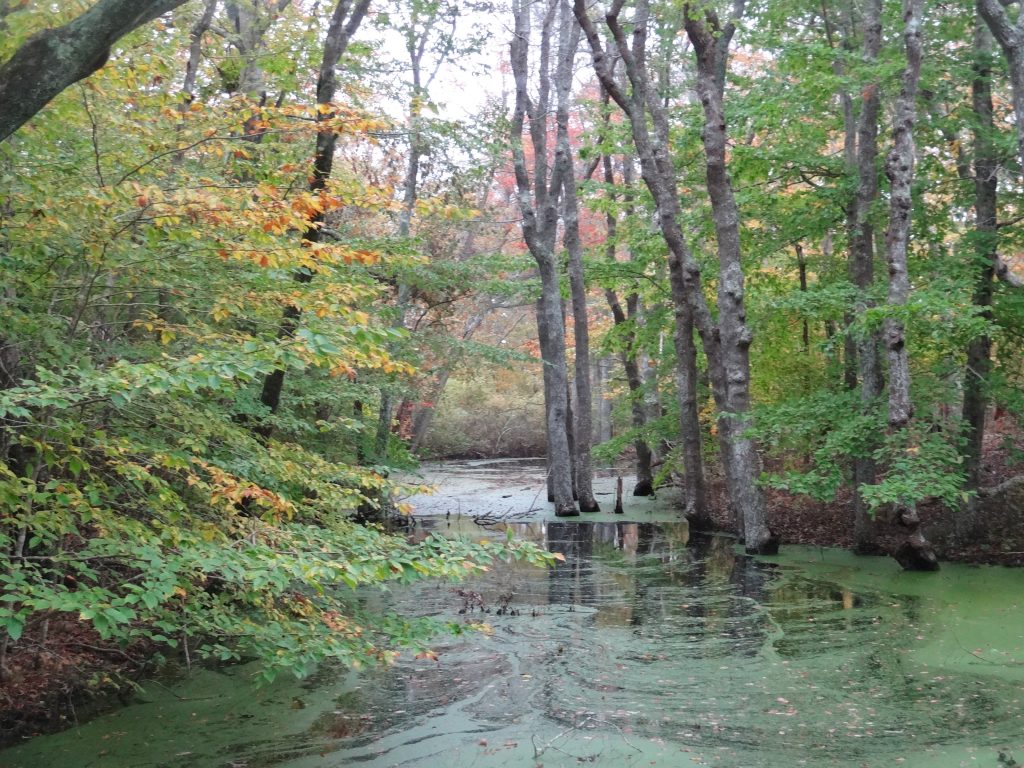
[3,461,1024,768]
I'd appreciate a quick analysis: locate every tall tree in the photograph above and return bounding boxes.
[558,0,600,513]
[510,0,579,516]
[846,0,885,553]
[575,0,770,547]
[961,18,999,535]
[977,0,1024,174]
[257,0,371,429]
[376,0,467,462]
[883,0,937,570]
[683,0,768,542]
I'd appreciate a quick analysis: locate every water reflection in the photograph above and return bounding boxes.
[4,520,1024,768]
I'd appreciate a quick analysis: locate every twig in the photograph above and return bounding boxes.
[140,678,219,702]
[531,714,642,759]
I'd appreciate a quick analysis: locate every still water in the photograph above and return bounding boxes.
[2,517,1023,768]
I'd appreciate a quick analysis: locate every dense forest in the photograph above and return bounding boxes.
[1,0,1023,743]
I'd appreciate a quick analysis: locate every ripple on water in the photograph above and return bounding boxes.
[2,520,1024,768]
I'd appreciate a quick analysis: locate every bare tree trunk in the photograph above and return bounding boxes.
[884,0,937,571]
[672,294,709,528]
[848,0,884,554]
[683,1,768,545]
[561,113,599,512]
[575,1,723,536]
[961,19,999,539]
[510,0,577,516]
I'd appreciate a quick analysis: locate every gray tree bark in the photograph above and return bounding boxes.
[575,0,766,546]
[559,7,599,511]
[884,0,938,571]
[0,0,189,142]
[510,0,577,516]
[683,1,766,542]
[977,0,1024,174]
[961,19,999,538]
[847,0,884,554]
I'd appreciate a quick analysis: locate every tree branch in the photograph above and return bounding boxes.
[0,0,189,142]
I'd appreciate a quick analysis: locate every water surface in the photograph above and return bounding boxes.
[3,491,1024,768]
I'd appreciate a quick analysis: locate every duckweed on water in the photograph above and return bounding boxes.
[3,517,1023,768]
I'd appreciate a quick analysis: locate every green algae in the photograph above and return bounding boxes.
[4,467,1024,768]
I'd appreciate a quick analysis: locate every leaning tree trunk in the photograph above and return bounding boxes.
[0,0,189,142]
[977,0,1024,175]
[960,18,998,539]
[883,0,938,571]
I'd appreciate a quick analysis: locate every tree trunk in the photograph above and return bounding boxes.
[575,2,719,534]
[594,356,614,444]
[672,295,710,528]
[602,152,657,496]
[960,18,998,540]
[256,0,371,434]
[847,0,884,554]
[562,141,599,511]
[0,0,189,142]
[510,0,577,516]
[684,2,770,548]
[977,0,1024,175]
[604,288,655,496]
[884,0,937,571]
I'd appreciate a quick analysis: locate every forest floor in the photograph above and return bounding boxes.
[751,417,1024,567]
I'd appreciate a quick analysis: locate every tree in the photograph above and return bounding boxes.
[0,0,188,142]
[846,0,886,554]
[257,0,372,430]
[559,2,600,513]
[509,0,579,516]
[0,0,560,686]
[978,0,1024,174]
[575,0,772,547]
[881,0,938,570]
[961,17,999,535]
